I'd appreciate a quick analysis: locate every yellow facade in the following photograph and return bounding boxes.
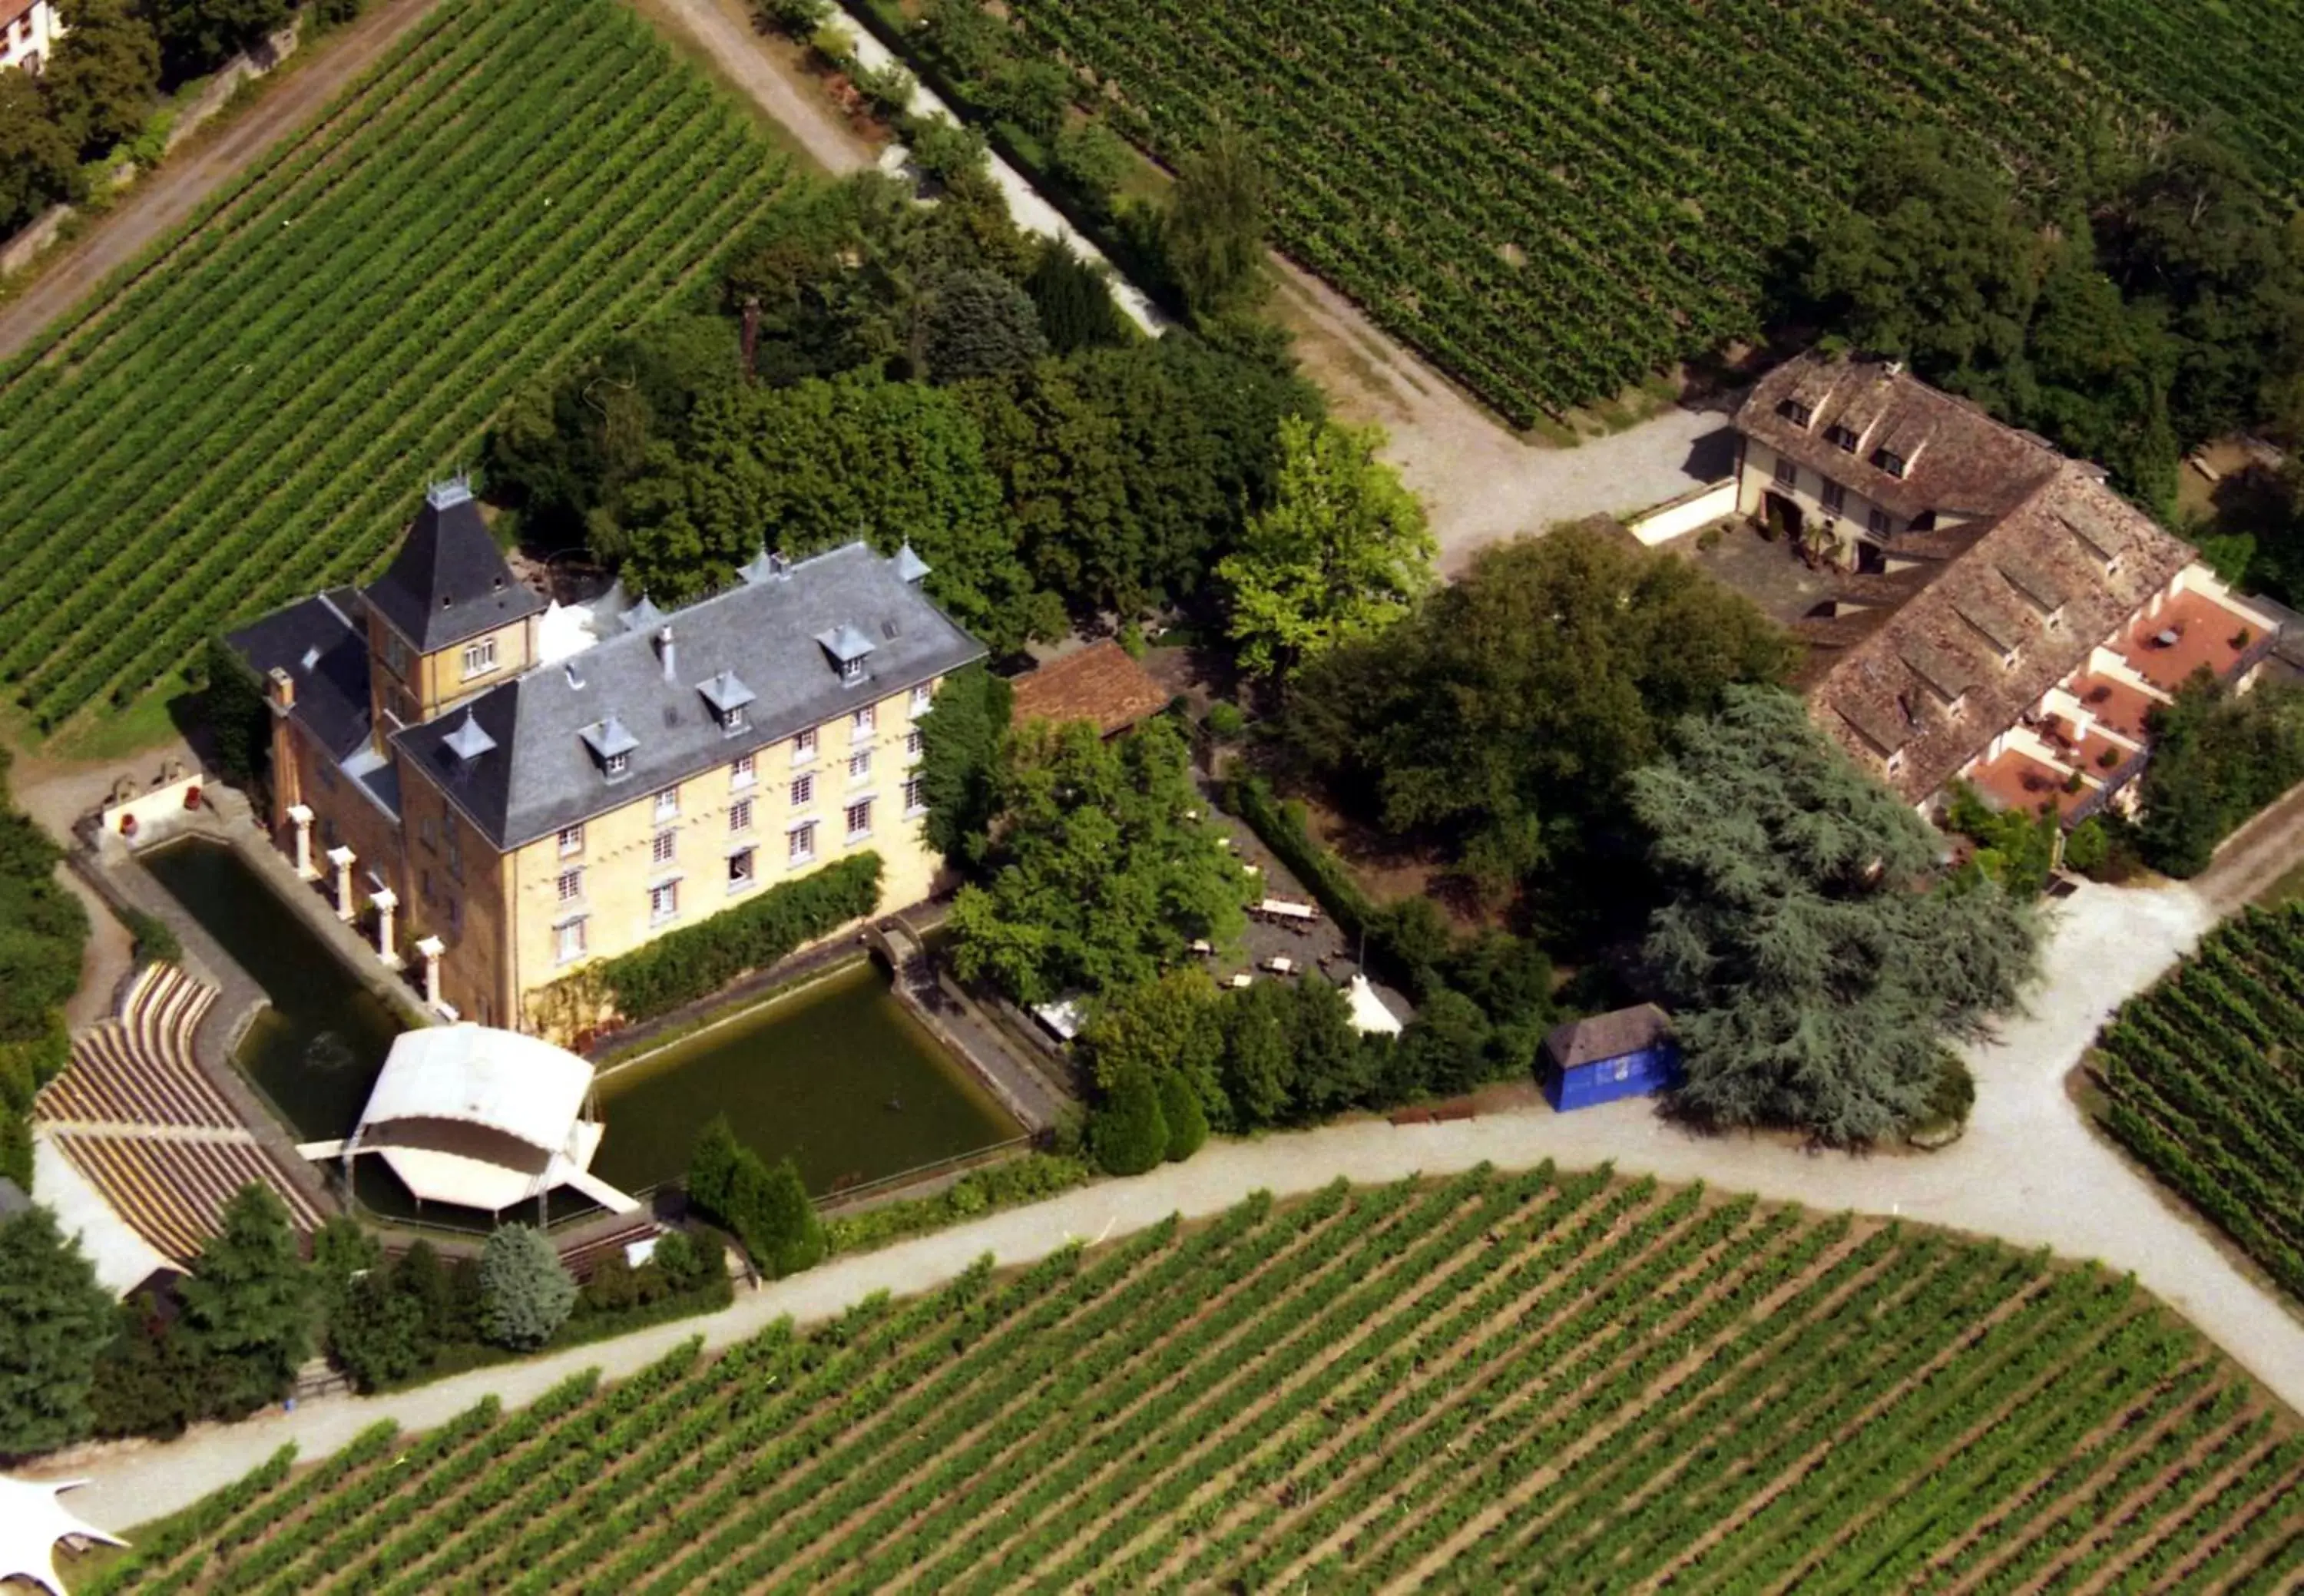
[368,608,537,730]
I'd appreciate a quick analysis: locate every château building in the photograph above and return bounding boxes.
[0,0,61,73]
[228,482,982,1030]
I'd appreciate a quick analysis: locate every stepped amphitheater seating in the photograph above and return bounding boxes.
[36,963,326,1267]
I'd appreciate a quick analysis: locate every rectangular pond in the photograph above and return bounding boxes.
[141,837,1020,1223]
[589,960,1025,1199]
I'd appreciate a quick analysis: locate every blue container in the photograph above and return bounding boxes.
[1541,1005,1681,1111]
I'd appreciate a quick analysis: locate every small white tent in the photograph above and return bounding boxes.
[1344,974,1405,1036]
[0,1476,123,1596]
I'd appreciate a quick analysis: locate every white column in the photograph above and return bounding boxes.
[372,889,401,969]
[286,803,316,879]
[325,846,357,922]
[415,935,445,1013]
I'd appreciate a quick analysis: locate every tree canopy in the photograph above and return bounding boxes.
[479,1225,576,1351]
[0,1205,114,1456]
[2134,672,2304,878]
[948,717,1252,1005]
[177,1183,312,1416]
[1161,127,1268,320]
[1631,687,2038,1145]
[1217,415,1434,677]
[1286,522,1794,907]
[915,662,1012,866]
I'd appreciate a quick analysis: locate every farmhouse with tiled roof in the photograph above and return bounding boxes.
[1732,353,2278,822]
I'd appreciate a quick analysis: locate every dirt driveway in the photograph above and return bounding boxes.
[644,0,878,175]
[0,0,445,363]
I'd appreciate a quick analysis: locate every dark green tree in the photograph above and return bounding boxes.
[0,68,76,237]
[45,0,158,161]
[2136,674,2304,878]
[1287,523,1794,907]
[479,1226,576,1350]
[948,717,1253,1005]
[1157,1070,1208,1161]
[1218,982,1293,1127]
[917,664,1013,868]
[923,268,1048,382]
[1025,243,1128,353]
[178,1184,312,1416]
[328,1267,428,1392]
[1161,127,1267,320]
[1393,987,1492,1101]
[199,634,271,789]
[1088,1065,1168,1174]
[1048,119,1132,217]
[145,0,292,77]
[1631,687,2038,1145]
[89,1293,217,1439]
[752,1157,825,1278]
[0,1205,115,1456]
[306,1214,379,1324]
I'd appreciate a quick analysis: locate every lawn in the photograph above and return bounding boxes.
[1005,0,2304,427]
[0,0,790,736]
[79,1168,2304,1593]
[2094,904,2304,1306]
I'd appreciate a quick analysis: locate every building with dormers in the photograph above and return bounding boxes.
[228,482,982,1031]
[1733,353,2278,823]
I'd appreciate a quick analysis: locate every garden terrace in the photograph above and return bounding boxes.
[84,1168,2304,1593]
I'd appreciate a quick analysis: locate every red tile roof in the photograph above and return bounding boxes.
[1009,641,1170,737]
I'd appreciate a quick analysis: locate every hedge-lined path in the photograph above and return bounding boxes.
[46,875,2304,1541]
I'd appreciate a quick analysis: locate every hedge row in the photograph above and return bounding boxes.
[598,853,884,1022]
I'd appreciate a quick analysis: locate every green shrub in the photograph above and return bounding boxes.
[756,0,827,35]
[479,1227,576,1351]
[823,1154,1091,1254]
[1090,1067,1168,1174]
[1925,1055,1976,1126]
[119,906,180,966]
[2063,815,2110,876]
[687,1118,824,1277]
[1203,700,1246,742]
[1157,1071,1208,1161]
[590,853,881,1022]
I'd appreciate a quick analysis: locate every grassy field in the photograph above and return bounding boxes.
[1008,0,2304,427]
[0,0,788,736]
[79,1168,2304,1594]
[2096,904,2304,1307]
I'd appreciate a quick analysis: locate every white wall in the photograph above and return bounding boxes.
[1627,480,1738,546]
[0,2,63,74]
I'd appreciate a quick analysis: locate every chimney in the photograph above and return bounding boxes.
[267,666,295,711]
[657,624,676,682]
[740,295,762,383]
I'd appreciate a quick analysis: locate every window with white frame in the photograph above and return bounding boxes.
[793,727,817,763]
[848,750,872,783]
[730,753,756,790]
[649,881,679,923]
[557,823,583,856]
[604,750,629,779]
[852,704,876,736]
[653,786,679,821]
[728,848,756,891]
[730,798,753,834]
[791,772,814,807]
[839,656,865,685]
[556,867,583,903]
[788,821,817,866]
[845,798,873,840]
[909,684,932,718]
[555,918,588,964]
[903,777,926,816]
[462,637,498,679]
[905,729,923,760]
[651,829,676,866]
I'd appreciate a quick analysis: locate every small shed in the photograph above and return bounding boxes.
[1541,1004,1680,1111]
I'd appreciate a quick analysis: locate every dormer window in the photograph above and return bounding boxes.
[697,669,756,738]
[1872,448,1908,478]
[1826,424,1859,452]
[581,713,639,781]
[1777,399,1812,428]
[816,623,876,686]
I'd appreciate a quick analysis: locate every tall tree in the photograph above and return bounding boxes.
[1287,523,1794,904]
[45,0,158,160]
[1630,687,2038,1145]
[922,267,1048,382]
[948,717,1252,1005]
[0,68,77,237]
[1217,416,1433,677]
[1161,126,1267,320]
[1024,243,1128,353]
[144,0,292,77]
[0,1206,115,1456]
[2135,674,2304,879]
[177,1184,312,1416]
[915,663,1012,867]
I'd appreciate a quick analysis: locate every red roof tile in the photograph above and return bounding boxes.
[1009,641,1170,737]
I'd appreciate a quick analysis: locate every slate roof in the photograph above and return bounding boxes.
[1008,641,1170,737]
[1739,353,2061,523]
[1802,465,2193,801]
[394,541,985,849]
[362,483,545,654]
[1544,1004,1673,1070]
[225,588,373,762]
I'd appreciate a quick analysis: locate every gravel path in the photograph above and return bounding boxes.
[647,0,877,176]
[51,877,2304,1537]
[0,0,445,363]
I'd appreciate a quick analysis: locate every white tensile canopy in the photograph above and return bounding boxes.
[0,1476,124,1596]
[308,1025,637,1215]
[1345,974,1405,1036]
